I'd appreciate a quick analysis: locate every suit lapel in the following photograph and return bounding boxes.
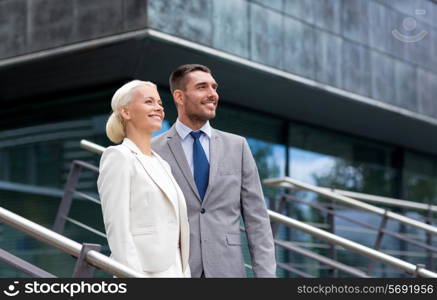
[166,126,202,202]
[202,129,220,203]
[122,138,178,214]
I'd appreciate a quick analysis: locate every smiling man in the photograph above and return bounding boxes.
[152,64,276,278]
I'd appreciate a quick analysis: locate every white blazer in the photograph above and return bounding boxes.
[97,138,190,275]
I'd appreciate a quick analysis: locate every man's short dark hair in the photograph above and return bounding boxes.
[169,64,212,92]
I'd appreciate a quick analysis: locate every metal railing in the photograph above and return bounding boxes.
[0,207,143,278]
[271,193,437,274]
[80,139,106,155]
[264,177,437,274]
[322,188,437,214]
[263,177,437,235]
[75,139,437,277]
[53,159,105,238]
[268,210,437,278]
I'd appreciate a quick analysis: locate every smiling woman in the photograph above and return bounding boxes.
[105,80,162,145]
[120,85,164,140]
[97,80,191,278]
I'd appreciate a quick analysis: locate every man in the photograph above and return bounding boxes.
[152,64,276,278]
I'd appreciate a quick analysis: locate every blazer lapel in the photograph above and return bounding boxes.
[202,129,219,202]
[166,126,202,202]
[122,138,178,214]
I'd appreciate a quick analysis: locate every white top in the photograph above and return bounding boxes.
[175,119,211,175]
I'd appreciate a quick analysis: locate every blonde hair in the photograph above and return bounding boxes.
[106,80,157,143]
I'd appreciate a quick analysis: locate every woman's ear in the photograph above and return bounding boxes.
[119,106,130,121]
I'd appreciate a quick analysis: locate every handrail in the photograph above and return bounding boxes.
[80,139,105,155]
[0,207,144,278]
[263,177,437,235]
[267,210,437,278]
[319,188,437,214]
[273,239,370,277]
[278,193,437,253]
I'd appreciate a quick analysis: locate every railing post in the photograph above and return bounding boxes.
[426,203,434,270]
[270,195,287,238]
[413,264,426,278]
[72,243,102,278]
[367,210,389,276]
[270,195,289,277]
[327,198,337,278]
[53,161,82,234]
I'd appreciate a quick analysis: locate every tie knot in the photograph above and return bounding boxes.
[190,131,203,140]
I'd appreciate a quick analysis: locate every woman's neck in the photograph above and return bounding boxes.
[126,130,152,155]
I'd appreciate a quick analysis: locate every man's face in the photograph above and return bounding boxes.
[177,71,219,122]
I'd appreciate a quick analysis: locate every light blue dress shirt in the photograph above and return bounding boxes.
[175,119,211,175]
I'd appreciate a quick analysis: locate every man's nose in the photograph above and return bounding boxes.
[208,87,219,100]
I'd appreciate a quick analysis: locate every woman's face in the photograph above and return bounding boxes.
[122,85,164,134]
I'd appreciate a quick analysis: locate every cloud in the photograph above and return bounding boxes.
[290,148,336,185]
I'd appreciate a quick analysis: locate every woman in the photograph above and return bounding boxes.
[97,80,190,277]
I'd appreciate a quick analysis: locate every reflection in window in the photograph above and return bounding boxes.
[405,151,437,206]
[287,123,404,277]
[403,151,437,257]
[289,123,396,196]
[247,138,286,199]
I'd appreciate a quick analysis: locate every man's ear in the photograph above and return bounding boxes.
[173,90,184,107]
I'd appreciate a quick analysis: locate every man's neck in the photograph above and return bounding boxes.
[178,117,207,131]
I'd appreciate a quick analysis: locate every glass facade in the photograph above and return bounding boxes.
[1,85,436,277]
[287,124,397,276]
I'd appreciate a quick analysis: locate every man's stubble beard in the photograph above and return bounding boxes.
[186,100,217,123]
[186,110,216,123]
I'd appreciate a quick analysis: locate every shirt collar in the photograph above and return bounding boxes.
[175,119,212,140]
